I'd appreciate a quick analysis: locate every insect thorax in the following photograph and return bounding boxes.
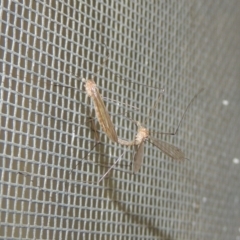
[85,79,98,97]
[135,126,149,144]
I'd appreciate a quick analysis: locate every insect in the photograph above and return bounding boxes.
[83,75,118,143]
[75,57,141,143]
[82,67,158,144]
[118,88,204,172]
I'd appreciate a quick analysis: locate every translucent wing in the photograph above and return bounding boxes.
[92,90,118,143]
[149,136,185,160]
[133,141,145,173]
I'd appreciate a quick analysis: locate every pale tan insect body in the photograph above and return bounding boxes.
[84,79,97,97]
[83,78,118,143]
[135,121,149,144]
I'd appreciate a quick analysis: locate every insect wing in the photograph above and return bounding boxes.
[92,91,118,143]
[133,141,145,173]
[150,136,185,160]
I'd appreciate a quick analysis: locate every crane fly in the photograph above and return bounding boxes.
[81,59,161,143]
[118,88,204,172]
[119,121,185,172]
[83,77,118,143]
[82,67,161,143]
[75,47,119,143]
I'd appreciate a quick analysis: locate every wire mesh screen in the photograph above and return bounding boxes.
[1,1,240,239]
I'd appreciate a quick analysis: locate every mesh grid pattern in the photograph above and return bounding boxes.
[1,1,240,239]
